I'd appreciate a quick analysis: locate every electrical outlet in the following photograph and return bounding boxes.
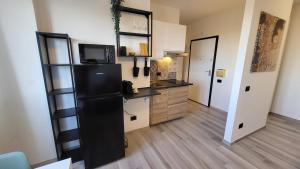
[245,86,251,92]
[130,115,137,121]
[239,123,244,129]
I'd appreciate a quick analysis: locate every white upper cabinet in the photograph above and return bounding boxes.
[152,20,186,60]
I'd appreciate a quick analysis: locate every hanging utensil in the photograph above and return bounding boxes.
[144,58,150,76]
[133,57,139,77]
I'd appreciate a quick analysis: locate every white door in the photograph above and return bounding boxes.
[188,38,217,106]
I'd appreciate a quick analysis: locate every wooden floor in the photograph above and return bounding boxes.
[73,101,300,169]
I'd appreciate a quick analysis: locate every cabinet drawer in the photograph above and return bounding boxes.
[168,96,188,105]
[168,112,186,121]
[150,91,168,125]
[168,102,187,115]
[150,114,168,125]
[152,106,168,114]
[153,95,168,104]
[168,87,188,105]
[151,89,168,115]
[152,89,168,103]
[152,98,168,109]
[168,86,188,95]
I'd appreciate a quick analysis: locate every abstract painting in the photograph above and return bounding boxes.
[251,11,286,73]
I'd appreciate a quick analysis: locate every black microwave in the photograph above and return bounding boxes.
[79,44,115,64]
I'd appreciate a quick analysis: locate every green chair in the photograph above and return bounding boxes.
[0,152,30,169]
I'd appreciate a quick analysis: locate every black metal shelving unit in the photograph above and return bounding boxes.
[36,32,82,163]
[116,6,153,59]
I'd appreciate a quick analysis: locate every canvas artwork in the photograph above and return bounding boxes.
[250,11,286,73]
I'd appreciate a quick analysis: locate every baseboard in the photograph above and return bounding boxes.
[223,139,232,146]
[188,99,204,105]
[210,106,227,114]
[222,126,267,146]
[31,158,57,168]
[269,112,300,122]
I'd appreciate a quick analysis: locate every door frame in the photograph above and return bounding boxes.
[187,35,219,107]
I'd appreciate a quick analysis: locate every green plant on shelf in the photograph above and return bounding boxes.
[111,0,124,33]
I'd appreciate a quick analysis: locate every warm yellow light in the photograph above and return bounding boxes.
[182,52,189,57]
[163,56,172,64]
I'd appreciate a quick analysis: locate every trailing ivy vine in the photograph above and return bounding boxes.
[111,0,124,33]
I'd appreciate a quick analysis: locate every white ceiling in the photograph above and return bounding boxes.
[151,0,245,24]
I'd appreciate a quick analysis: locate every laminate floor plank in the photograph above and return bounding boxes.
[247,136,300,167]
[73,101,300,169]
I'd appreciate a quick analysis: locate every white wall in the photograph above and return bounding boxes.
[33,0,150,88]
[124,98,150,132]
[0,0,56,164]
[0,30,18,153]
[150,2,180,24]
[33,0,151,134]
[224,0,294,143]
[184,6,245,111]
[271,4,300,120]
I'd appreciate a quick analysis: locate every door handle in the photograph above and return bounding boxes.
[205,70,212,76]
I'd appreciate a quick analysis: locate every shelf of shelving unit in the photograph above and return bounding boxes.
[43,64,72,67]
[120,6,152,16]
[36,31,81,163]
[117,6,153,58]
[119,32,151,37]
[37,32,69,39]
[53,108,76,119]
[48,88,74,96]
[57,129,79,143]
[119,55,151,58]
[61,146,82,163]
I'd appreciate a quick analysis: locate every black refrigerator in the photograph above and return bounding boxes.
[74,64,125,169]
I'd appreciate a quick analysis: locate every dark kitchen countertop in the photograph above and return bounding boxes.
[123,87,161,100]
[123,80,192,100]
[151,80,192,89]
